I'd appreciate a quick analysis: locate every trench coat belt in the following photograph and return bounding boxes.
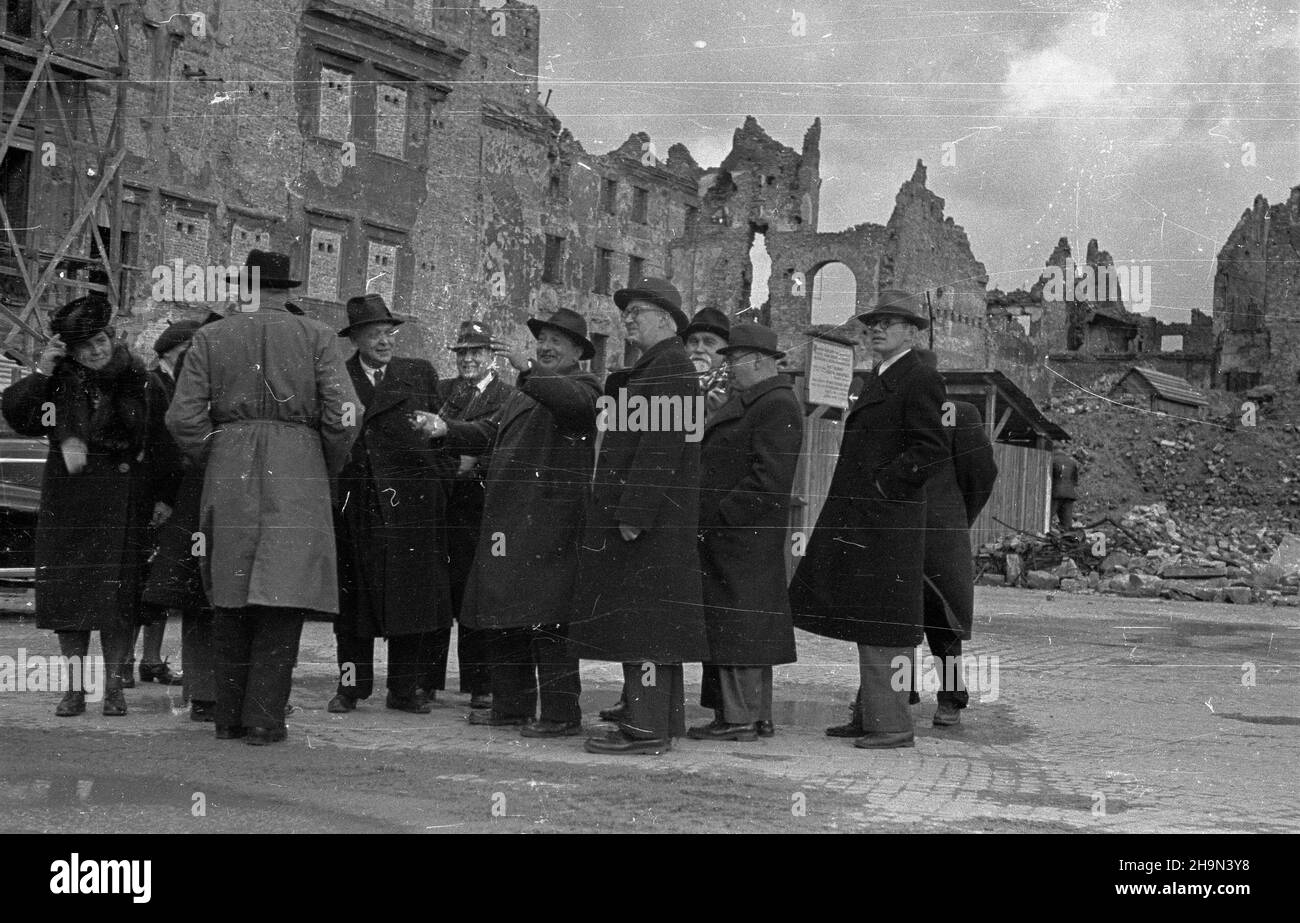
[211,417,321,431]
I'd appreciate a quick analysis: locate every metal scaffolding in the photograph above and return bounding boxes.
[0,0,134,364]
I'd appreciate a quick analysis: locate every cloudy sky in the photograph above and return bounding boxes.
[533,0,1298,322]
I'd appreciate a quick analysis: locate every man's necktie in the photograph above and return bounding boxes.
[373,367,384,388]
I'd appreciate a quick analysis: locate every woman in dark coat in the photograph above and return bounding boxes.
[1,295,152,717]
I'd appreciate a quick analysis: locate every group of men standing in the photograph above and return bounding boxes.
[163,248,995,753]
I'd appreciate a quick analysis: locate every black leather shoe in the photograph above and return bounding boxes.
[244,727,287,746]
[190,700,216,722]
[853,731,916,749]
[755,720,775,738]
[469,693,492,710]
[327,693,357,713]
[933,702,962,727]
[825,721,863,738]
[598,700,628,722]
[584,729,671,755]
[101,686,127,717]
[687,721,758,741]
[467,711,529,726]
[519,719,583,738]
[385,690,432,714]
[139,661,183,685]
[118,663,135,689]
[215,724,245,740]
[55,691,86,717]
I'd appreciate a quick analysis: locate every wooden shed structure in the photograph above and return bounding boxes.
[1108,366,1209,419]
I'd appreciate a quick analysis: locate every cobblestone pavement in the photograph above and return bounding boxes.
[0,587,1296,833]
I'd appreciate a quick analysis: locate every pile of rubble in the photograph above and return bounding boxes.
[975,503,1300,606]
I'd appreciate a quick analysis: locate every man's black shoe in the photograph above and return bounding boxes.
[754,720,775,738]
[598,700,628,722]
[215,724,246,740]
[469,693,492,710]
[584,729,670,755]
[327,693,357,713]
[190,700,216,722]
[519,719,583,738]
[245,727,288,746]
[467,711,529,726]
[385,690,432,714]
[687,721,758,742]
[825,721,863,738]
[933,701,962,727]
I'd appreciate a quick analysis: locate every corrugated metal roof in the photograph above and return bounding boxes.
[1123,366,1209,406]
[941,369,1070,442]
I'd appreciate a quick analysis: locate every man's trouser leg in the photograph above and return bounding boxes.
[334,630,375,700]
[489,628,536,720]
[715,665,768,725]
[213,610,254,727]
[387,632,434,699]
[237,607,305,732]
[182,606,216,703]
[925,627,969,709]
[700,663,721,718]
[457,623,492,696]
[621,662,684,739]
[856,644,912,735]
[532,624,581,724]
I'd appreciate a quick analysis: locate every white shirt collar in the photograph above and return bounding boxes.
[359,359,387,386]
[475,370,494,393]
[158,357,176,378]
[876,348,912,377]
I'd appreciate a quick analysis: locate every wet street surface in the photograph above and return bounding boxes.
[1,587,1296,833]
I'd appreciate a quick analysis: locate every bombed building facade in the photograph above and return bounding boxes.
[5,0,1239,409]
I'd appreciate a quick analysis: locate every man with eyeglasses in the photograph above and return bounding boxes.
[790,288,950,750]
[569,277,708,755]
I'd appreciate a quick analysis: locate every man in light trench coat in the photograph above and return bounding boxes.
[167,250,358,745]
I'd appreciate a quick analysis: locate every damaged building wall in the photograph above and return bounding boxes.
[1213,185,1300,391]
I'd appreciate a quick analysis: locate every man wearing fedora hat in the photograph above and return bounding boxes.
[689,322,803,741]
[420,308,599,736]
[327,293,452,716]
[568,277,709,754]
[426,319,514,710]
[598,304,732,725]
[789,288,950,750]
[167,251,359,744]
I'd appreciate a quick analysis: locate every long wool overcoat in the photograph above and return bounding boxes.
[568,337,709,664]
[444,363,600,630]
[922,400,997,640]
[789,349,950,647]
[1,346,152,632]
[697,375,803,665]
[166,304,358,615]
[334,354,451,639]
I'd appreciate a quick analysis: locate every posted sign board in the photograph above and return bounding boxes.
[806,338,855,409]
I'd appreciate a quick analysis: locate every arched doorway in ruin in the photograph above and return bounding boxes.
[809,261,859,325]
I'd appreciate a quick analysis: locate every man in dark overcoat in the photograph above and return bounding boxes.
[427,320,514,710]
[568,277,708,755]
[328,293,451,715]
[910,349,997,728]
[168,251,358,745]
[789,289,950,749]
[422,308,599,737]
[689,323,802,742]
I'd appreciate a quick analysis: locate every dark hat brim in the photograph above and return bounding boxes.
[338,316,405,337]
[680,322,730,342]
[614,287,689,333]
[855,308,929,331]
[527,317,595,360]
[718,343,786,360]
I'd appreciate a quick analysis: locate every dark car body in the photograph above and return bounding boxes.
[0,415,45,583]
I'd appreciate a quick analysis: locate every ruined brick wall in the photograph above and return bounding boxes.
[1213,186,1300,390]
